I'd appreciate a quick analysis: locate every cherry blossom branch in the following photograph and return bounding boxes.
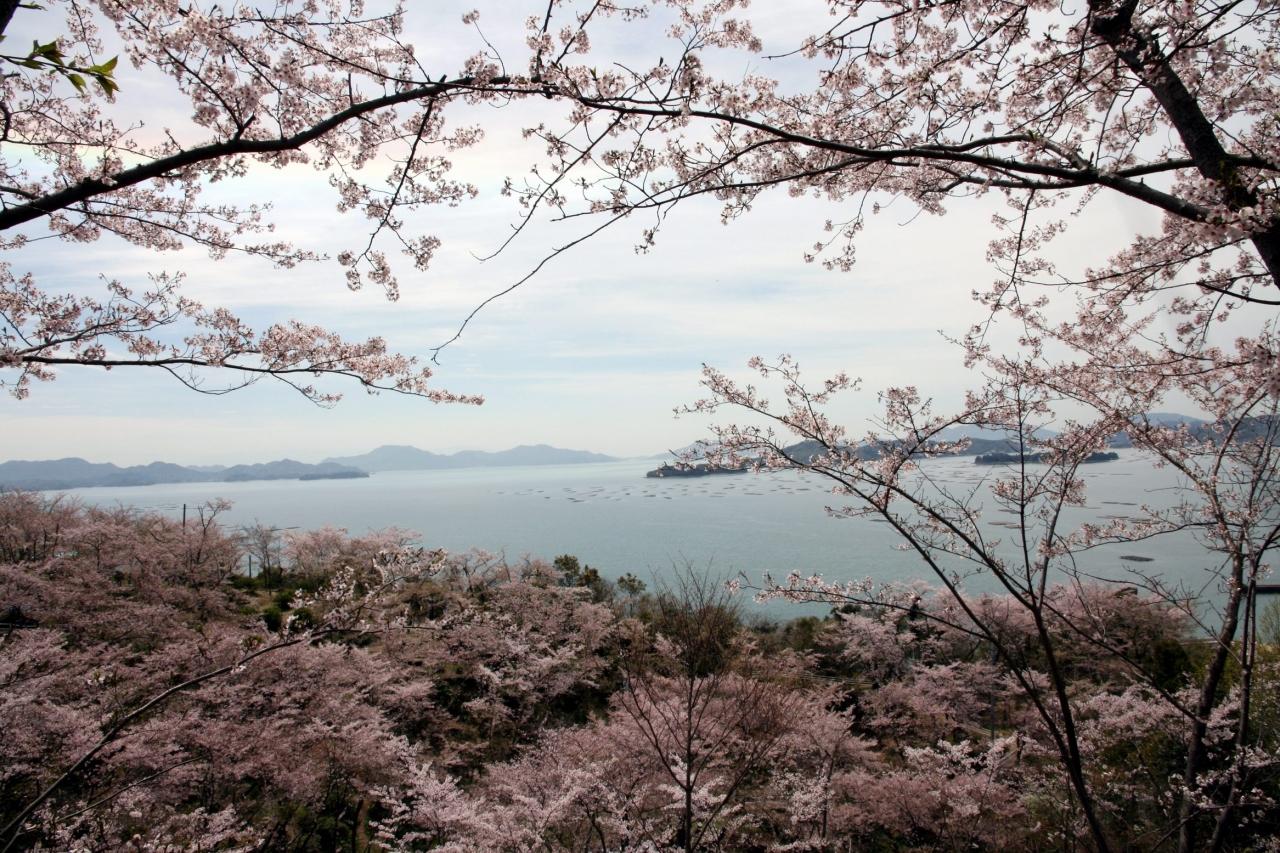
[56,756,201,824]
[0,74,523,234]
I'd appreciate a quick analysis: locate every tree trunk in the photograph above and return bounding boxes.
[0,1,20,39]
[1090,0,1280,288]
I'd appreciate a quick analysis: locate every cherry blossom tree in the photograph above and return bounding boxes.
[508,0,1277,290]
[612,575,801,851]
[690,352,1279,851]
[0,1,518,404]
[476,575,875,851]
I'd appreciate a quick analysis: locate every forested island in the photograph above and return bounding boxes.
[646,461,750,478]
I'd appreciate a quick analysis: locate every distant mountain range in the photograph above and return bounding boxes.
[0,444,623,491]
[910,413,1210,445]
[0,458,368,491]
[783,412,1263,462]
[322,444,618,473]
[10,416,1271,491]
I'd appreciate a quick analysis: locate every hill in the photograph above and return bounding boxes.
[323,444,618,472]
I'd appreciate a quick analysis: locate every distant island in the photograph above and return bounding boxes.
[974,451,1120,465]
[0,458,370,491]
[323,444,619,472]
[298,470,370,481]
[0,443,622,491]
[644,413,1280,479]
[646,462,750,478]
[645,436,1041,478]
[645,422,1237,477]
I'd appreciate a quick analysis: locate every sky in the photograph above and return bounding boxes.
[1,1,1176,465]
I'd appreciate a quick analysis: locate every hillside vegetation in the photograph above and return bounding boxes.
[2,494,1278,850]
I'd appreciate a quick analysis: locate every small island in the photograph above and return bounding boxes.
[645,462,751,478]
[298,470,370,481]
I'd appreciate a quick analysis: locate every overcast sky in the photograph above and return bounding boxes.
[2,1,1172,465]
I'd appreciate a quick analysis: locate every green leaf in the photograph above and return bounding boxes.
[66,72,85,92]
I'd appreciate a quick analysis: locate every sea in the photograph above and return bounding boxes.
[57,451,1229,619]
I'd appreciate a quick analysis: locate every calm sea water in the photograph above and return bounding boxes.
[59,452,1222,615]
